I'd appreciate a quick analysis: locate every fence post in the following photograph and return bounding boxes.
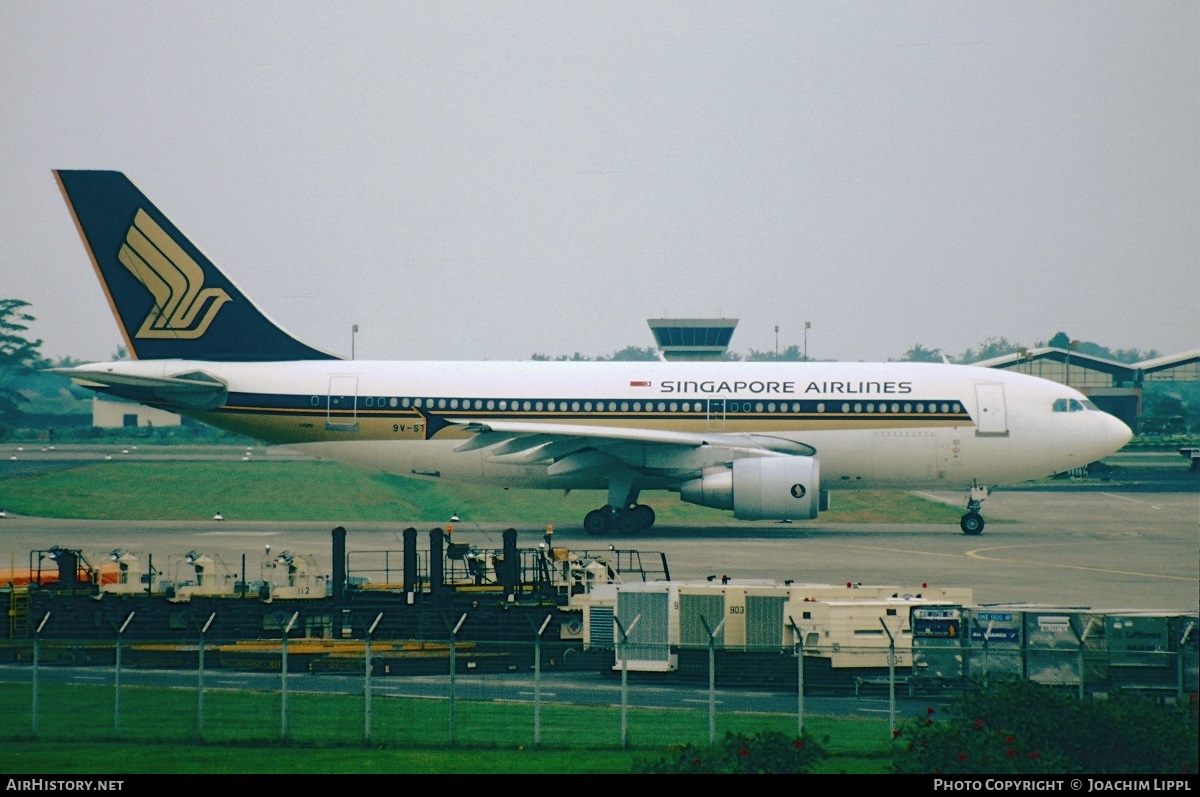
[31,612,49,738]
[198,612,215,737]
[1080,614,1099,696]
[114,612,134,739]
[789,619,805,737]
[534,614,552,746]
[879,618,896,738]
[280,611,298,740]
[699,614,726,746]
[613,614,641,750]
[448,613,467,746]
[364,612,382,742]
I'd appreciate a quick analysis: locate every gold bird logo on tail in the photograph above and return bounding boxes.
[118,209,231,339]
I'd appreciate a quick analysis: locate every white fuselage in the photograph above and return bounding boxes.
[76,358,1132,494]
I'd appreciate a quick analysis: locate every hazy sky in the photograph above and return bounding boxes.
[3,2,1196,364]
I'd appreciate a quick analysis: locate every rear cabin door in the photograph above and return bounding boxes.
[326,375,360,432]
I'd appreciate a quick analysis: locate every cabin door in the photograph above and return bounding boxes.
[707,399,726,431]
[974,383,1008,436]
[326,375,360,432]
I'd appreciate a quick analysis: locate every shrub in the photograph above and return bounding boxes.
[891,681,1198,775]
[633,730,829,774]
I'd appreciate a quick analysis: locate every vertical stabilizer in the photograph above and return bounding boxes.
[55,170,338,362]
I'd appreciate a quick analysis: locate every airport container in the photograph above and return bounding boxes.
[1023,609,1106,687]
[911,605,966,685]
[965,607,1024,680]
[1104,612,1200,695]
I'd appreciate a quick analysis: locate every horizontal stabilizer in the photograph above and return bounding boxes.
[47,367,228,411]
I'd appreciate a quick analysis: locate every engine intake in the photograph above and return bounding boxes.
[680,456,820,520]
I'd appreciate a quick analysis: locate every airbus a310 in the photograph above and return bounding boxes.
[51,171,1133,535]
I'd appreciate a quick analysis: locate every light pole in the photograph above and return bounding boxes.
[804,321,811,361]
[351,324,359,360]
[774,325,779,361]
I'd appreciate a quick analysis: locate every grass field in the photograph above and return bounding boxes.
[0,459,968,524]
[0,682,895,774]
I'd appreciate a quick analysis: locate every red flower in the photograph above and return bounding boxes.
[739,749,750,757]
[973,718,985,729]
[926,706,935,714]
[692,758,702,767]
[925,718,933,726]
[958,753,967,761]
[1007,749,1017,758]
[892,730,901,738]
[1006,735,1015,744]
[1029,751,1040,760]
[793,741,805,750]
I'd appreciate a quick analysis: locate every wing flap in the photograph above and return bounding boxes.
[449,419,814,455]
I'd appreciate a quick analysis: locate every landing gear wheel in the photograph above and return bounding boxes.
[631,504,655,530]
[584,508,612,536]
[615,510,640,535]
[960,511,985,535]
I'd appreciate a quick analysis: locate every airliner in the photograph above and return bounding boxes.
[51,171,1133,535]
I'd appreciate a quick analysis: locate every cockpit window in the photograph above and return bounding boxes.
[1052,398,1086,412]
[1081,400,1100,411]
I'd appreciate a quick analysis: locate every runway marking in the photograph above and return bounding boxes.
[837,544,972,560]
[837,542,1191,582]
[1100,492,1161,509]
[964,543,1192,581]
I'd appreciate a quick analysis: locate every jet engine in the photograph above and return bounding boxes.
[680,456,820,520]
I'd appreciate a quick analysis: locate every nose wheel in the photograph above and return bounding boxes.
[959,484,989,535]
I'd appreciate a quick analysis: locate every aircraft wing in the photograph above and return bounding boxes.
[47,367,228,411]
[449,419,814,476]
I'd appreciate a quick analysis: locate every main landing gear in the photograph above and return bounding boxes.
[583,471,656,535]
[960,483,989,535]
[584,504,656,535]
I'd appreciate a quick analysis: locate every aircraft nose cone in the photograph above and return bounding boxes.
[1107,414,1133,453]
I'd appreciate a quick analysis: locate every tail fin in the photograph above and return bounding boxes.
[54,170,339,362]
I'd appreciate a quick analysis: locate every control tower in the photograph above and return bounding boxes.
[647,318,738,362]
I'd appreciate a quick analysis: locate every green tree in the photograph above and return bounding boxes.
[605,346,659,361]
[0,299,45,430]
[746,345,802,361]
[896,344,943,363]
[958,337,1021,364]
[1142,391,1190,434]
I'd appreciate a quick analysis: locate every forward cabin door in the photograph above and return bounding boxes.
[974,383,1008,436]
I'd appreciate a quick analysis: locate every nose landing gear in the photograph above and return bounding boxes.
[960,483,989,535]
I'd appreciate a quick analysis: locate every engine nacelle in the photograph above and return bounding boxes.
[680,456,820,520]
